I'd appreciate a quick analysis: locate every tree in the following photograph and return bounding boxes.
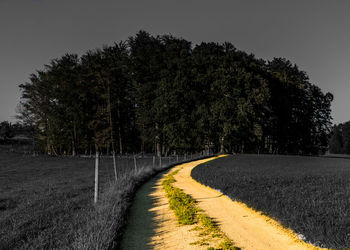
[266,58,333,154]
[0,121,14,140]
[329,124,343,153]
[129,31,165,155]
[17,31,333,157]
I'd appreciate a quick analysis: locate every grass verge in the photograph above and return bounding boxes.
[162,167,239,250]
[0,149,211,249]
[73,156,213,249]
[72,166,157,249]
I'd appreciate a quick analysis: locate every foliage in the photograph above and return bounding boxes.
[329,121,350,154]
[18,31,333,155]
[191,155,350,249]
[0,121,15,140]
[0,121,32,142]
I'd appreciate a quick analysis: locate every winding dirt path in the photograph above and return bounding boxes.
[122,156,323,250]
[173,156,323,250]
[120,169,207,250]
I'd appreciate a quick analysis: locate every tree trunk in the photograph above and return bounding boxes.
[46,119,51,155]
[32,127,36,156]
[117,99,123,155]
[156,141,161,157]
[118,130,123,155]
[220,136,225,153]
[155,123,161,157]
[72,139,76,156]
[72,121,77,156]
[162,134,167,156]
[141,123,145,154]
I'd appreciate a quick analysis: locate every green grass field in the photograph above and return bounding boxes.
[191,154,350,249]
[0,149,194,249]
[0,150,118,249]
[0,150,165,249]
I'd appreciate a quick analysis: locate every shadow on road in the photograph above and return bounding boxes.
[120,171,169,250]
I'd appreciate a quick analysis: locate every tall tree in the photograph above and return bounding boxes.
[129,31,165,155]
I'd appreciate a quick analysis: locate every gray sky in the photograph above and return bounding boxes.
[0,0,349,124]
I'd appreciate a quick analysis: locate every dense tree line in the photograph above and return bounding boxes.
[17,31,333,156]
[329,121,350,154]
[0,121,31,139]
[0,121,32,142]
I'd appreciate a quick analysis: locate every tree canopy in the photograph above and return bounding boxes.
[17,31,333,155]
[329,121,350,154]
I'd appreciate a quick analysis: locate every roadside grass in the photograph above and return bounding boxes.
[162,167,239,250]
[72,166,159,249]
[0,151,113,249]
[191,154,350,249]
[0,149,196,249]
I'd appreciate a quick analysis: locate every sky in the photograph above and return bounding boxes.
[0,0,349,124]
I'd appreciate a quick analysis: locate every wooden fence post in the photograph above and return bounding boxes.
[112,151,117,181]
[134,155,137,172]
[159,156,162,168]
[94,150,99,204]
[153,156,155,169]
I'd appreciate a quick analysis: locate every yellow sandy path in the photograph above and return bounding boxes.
[121,167,211,249]
[148,172,209,249]
[169,156,324,250]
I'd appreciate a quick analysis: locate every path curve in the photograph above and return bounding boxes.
[122,156,323,250]
[173,156,323,250]
[120,168,206,250]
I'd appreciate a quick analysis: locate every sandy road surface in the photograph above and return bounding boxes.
[122,156,323,249]
[121,168,209,250]
[173,156,323,250]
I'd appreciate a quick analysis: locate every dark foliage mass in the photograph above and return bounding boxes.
[0,121,32,141]
[329,121,350,154]
[17,31,333,156]
[191,155,350,248]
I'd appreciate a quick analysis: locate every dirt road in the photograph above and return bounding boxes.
[122,156,323,250]
[120,169,208,250]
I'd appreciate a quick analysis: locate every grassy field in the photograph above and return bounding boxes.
[0,150,177,249]
[191,154,350,249]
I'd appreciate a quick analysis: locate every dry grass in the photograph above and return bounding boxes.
[72,167,157,249]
